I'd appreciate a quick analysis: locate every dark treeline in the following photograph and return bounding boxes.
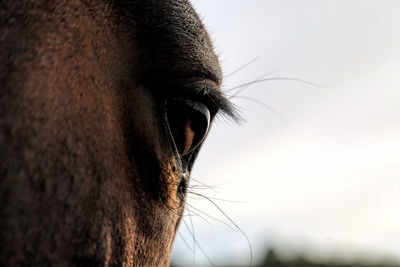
[257,249,398,267]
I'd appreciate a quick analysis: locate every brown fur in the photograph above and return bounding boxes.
[0,1,223,266]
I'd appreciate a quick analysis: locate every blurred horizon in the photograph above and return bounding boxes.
[172,0,400,266]
[172,248,399,267]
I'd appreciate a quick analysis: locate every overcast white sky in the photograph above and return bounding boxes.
[172,1,400,265]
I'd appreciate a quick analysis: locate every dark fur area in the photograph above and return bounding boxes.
[0,0,223,266]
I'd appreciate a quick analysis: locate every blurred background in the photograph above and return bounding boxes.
[171,1,400,266]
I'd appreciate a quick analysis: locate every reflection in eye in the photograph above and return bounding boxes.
[165,98,210,156]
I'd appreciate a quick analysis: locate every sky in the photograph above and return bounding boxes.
[171,1,400,265]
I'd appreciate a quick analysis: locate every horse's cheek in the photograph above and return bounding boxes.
[0,39,178,267]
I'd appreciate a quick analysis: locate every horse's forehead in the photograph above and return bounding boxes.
[119,0,222,85]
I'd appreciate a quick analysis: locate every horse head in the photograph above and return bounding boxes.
[0,0,235,265]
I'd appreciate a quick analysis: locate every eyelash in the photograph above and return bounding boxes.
[166,89,236,120]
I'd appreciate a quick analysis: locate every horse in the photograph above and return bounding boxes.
[0,0,236,265]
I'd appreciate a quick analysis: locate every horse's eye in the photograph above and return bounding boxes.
[165,98,210,156]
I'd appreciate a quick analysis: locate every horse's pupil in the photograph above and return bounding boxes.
[183,117,195,154]
[165,98,210,156]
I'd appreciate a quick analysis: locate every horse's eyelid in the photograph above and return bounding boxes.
[205,90,239,122]
[167,83,239,121]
